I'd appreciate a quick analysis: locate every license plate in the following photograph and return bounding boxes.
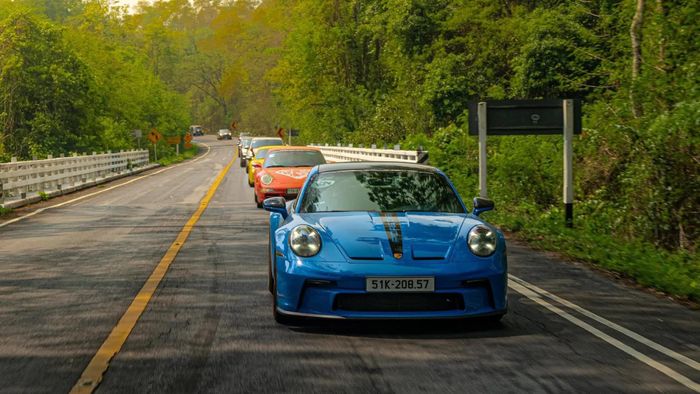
[287,188,300,194]
[366,277,434,292]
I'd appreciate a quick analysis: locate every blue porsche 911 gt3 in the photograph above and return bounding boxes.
[263,162,507,325]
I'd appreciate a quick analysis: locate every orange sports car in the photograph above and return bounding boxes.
[254,147,326,207]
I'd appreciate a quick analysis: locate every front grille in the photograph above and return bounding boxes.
[333,293,464,312]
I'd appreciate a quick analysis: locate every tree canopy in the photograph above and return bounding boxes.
[0,0,697,255]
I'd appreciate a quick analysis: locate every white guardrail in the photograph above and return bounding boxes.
[309,144,428,164]
[0,150,150,206]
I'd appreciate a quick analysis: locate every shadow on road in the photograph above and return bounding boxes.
[287,316,521,340]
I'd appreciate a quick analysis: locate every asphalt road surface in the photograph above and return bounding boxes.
[1,136,698,393]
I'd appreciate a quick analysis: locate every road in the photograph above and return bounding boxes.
[0,136,698,393]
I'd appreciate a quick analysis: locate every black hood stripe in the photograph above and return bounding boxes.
[379,212,403,258]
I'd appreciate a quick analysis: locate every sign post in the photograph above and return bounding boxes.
[132,129,142,149]
[147,129,163,161]
[289,129,299,145]
[478,102,488,198]
[563,99,574,228]
[468,99,581,227]
[166,135,182,155]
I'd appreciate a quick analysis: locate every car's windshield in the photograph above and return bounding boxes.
[242,139,252,148]
[300,170,465,213]
[254,148,270,159]
[264,150,326,168]
[251,139,283,149]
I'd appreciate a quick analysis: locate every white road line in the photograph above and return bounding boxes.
[509,274,700,372]
[509,280,700,392]
[0,143,212,229]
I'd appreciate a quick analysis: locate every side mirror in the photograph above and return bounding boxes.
[472,197,494,216]
[263,197,288,219]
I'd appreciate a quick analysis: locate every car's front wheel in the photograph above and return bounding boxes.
[255,193,263,208]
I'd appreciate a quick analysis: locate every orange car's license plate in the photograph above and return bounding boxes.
[287,188,300,194]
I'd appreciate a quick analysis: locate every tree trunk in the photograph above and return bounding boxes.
[630,0,644,118]
[656,0,666,71]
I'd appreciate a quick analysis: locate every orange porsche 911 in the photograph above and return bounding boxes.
[254,147,326,207]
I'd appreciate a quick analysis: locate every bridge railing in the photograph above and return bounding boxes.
[309,144,428,164]
[0,150,150,206]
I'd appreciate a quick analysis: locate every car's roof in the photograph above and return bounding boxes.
[266,146,320,152]
[253,145,290,154]
[316,162,438,173]
[251,137,282,141]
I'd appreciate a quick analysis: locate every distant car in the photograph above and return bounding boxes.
[246,146,278,187]
[242,137,284,169]
[254,147,325,207]
[189,125,204,136]
[218,129,232,140]
[264,162,507,325]
[239,137,253,166]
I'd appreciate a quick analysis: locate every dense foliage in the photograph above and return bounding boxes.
[0,0,697,298]
[268,1,699,254]
[0,0,190,161]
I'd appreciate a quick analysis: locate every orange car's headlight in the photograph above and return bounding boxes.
[260,174,273,185]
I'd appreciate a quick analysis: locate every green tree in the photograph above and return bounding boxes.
[0,12,97,159]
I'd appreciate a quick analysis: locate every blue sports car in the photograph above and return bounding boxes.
[263,162,507,325]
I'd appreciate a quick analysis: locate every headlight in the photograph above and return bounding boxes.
[467,225,497,257]
[260,174,273,185]
[289,225,322,257]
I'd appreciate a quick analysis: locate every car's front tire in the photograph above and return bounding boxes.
[255,193,263,208]
[240,159,246,168]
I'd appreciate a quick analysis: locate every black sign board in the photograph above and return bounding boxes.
[289,128,300,137]
[468,99,581,135]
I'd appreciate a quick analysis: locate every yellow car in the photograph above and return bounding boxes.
[247,146,278,187]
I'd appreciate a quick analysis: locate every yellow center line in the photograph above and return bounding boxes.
[70,150,236,394]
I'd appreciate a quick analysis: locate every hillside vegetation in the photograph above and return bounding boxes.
[0,0,697,300]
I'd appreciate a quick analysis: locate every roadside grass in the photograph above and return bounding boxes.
[486,206,700,303]
[157,145,200,166]
[0,206,12,216]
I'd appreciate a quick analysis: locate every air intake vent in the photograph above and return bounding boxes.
[333,293,464,312]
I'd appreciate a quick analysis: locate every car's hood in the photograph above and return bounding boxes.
[267,167,313,187]
[302,211,468,260]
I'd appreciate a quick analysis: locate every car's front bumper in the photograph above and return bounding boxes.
[275,259,507,320]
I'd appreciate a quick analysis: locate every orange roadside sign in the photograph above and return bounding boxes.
[184,142,193,149]
[166,136,181,145]
[147,129,162,144]
[184,133,193,143]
